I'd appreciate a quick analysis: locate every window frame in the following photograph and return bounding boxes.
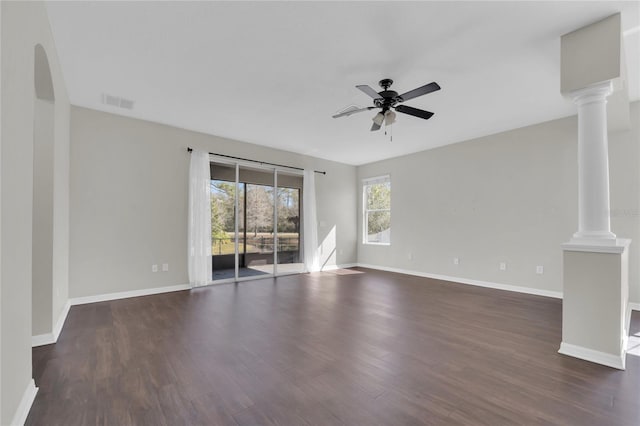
[362,175,391,246]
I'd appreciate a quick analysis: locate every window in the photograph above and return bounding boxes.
[363,175,391,245]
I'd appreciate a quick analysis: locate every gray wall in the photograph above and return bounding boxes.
[69,106,357,298]
[357,102,640,303]
[32,99,54,336]
[1,1,70,423]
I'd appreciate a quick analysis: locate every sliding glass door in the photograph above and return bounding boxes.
[276,171,304,275]
[241,165,275,278]
[210,162,238,281]
[210,159,303,282]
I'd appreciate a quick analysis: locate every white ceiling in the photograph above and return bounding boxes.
[46,1,640,166]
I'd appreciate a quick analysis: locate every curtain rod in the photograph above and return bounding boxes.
[187,147,326,175]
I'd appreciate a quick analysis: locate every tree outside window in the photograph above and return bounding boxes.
[363,176,391,245]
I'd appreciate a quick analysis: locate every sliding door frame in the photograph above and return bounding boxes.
[209,154,303,284]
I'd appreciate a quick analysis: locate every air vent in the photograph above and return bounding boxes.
[101,93,135,110]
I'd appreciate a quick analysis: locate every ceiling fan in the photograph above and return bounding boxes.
[332,78,441,131]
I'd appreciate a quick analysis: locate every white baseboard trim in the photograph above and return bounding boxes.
[31,333,55,347]
[558,342,625,370]
[11,379,38,426]
[53,300,71,340]
[355,263,563,299]
[32,300,72,347]
[625,302,639,351]
[69,283,191,306]
[321,263,357,272]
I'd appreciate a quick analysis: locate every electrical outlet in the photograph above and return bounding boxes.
[453,257,460,265]
[536,265,544,274]
[499,262,507,271]
[151,264,158,273]
[162,263,169,272]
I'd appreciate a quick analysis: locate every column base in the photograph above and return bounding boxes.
[559,342,625,370]
[562,237,630,254]
[561,238,630,369]
[571,230,616,242]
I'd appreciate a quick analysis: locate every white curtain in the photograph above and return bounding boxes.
[303,169,320,272]
[188,150,212,287]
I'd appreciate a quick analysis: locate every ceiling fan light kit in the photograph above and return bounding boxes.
[385,110,396,125]
[372,112,385,126]
[334,78,440,132]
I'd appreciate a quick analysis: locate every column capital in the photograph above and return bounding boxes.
[568,81,613,106]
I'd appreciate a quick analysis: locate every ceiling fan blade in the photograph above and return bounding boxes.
[356,85,382,99]
[370,122,382,131]
[398,82,441,102]
[332,106,375,119]
[395,105,434,120]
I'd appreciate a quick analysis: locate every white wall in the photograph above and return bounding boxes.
[69,106,357,298]
[358,101,640,303]
[1,1,70,424]
[32,99,54,336]
[1,1,4,418]
[609,104,640,303]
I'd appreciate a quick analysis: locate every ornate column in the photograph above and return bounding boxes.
[570,81,616,243]
[560,80,630,369]
[559,12,631,371]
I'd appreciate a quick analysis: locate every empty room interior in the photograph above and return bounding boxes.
[2,1,640,425]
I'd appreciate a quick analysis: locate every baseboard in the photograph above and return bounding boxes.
[558,342,625,370]
[355,263,563,299]
[10,379,38,426]
[625,302,639,351]
[69,283,191,306]
[32,300,72,347]
[53,300,71,340]
[321,263,357,272]
[31,333,55,347]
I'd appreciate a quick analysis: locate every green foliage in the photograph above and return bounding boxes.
[210,196,227,241]
[367,211,391,235]
[211,181,234,241]
[366,182,391,210]
[277,187,300,234]
[210,179,301,240]
[365,182,391,235]
[246,185,273,236]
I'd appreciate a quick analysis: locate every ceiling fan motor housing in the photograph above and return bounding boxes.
[379,78,394,89]
[375,91,400,110]
[375,78,399,110]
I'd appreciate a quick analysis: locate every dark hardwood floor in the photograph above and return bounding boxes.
[27,268,640,425]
